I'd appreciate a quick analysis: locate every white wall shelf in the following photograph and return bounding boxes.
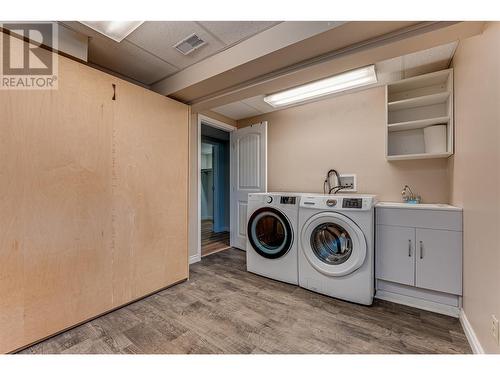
[385,69,454,161]
[388,116,450,132]
[387,92,450,112]
[386,151,452,161]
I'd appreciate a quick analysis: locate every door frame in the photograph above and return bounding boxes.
[196,114,236,263]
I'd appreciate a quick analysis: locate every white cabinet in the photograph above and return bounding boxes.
[415,228,463,295]
[376,225,415,286]
[375,204,463,317]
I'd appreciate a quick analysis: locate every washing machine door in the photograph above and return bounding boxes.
[301,212,366,276]
[247,207,293,259]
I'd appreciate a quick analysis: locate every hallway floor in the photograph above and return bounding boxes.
[201,219,230,257]
[20,248,471,354]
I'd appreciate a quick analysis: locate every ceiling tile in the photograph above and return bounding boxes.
[61,21,178,85]
[125,21,226,70]
[212,102,262,120]
[241,95,275,113]
[88,36,178,85]
[198,21,280,45]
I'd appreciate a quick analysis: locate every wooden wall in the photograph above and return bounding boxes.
[0,37,189,353]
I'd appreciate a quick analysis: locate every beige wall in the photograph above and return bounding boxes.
[238,86,450,202]
[448,22,500,354]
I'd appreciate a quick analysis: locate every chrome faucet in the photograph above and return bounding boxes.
[401,185,421,204]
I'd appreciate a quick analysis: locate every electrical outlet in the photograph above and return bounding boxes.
[492,315,499,345]
[338,174,357,192]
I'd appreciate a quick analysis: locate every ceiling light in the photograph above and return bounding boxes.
[264,65,377,108]
[80,21,144,42]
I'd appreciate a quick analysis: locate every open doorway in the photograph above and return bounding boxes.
[200,125,231,256]
[195,115,267,263]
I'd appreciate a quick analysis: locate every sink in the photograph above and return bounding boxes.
[376,202,462,211]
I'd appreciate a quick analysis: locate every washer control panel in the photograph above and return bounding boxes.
[280,196,297,205]
[300,195,376,210]
[342,198,363,209]
[326,199,337,207]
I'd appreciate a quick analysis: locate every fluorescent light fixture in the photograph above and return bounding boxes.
[80,21,144,42]
[264,65,377,108]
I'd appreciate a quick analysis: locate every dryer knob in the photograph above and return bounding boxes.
[326,199,337,207]
[267,196,273,204]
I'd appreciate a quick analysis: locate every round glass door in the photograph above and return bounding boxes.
[310,223,353,265]
[247,207,293,259]
[300,212,366,276]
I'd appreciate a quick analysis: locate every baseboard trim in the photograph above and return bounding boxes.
[375,290,460,317]
[189,254,201,265]
[459,308,485,354]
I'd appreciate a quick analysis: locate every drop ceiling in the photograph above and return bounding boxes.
[61,21,280,85]
[211,41,459,121]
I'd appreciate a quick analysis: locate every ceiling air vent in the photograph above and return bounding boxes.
[174,33,206,55]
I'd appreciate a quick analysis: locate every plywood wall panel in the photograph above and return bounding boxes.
[0,35,189,353]
[0,87,26,352]
[0,56,115,351]
[21,61,115,347]
[112,80,189,302]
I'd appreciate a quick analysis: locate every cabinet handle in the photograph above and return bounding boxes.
[419,241,423,259]
[408,239,412,257]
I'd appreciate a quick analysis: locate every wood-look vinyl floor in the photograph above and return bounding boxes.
[19,248,471,354]
[201,219,230,257]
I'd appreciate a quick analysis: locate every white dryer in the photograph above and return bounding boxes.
[246,192,301,285]
[298,194,376,305]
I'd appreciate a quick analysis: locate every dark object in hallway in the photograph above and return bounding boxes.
[201,219,230,257]
[20,248,471,354]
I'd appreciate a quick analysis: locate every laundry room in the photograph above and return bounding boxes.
[1,2,500,373]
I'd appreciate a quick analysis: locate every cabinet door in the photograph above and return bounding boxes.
[416,229,462,295]
[376,225,415,286]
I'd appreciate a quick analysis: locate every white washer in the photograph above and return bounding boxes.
[246,192,301,285]
[298,194,377,305]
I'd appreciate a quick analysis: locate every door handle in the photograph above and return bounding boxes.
[419,241,423,259]
[408,239,412,257]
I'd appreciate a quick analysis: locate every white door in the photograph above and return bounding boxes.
[230,122,267,250]
[375,225,415,286]
[415,228,462,295]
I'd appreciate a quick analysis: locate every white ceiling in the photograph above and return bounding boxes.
[61,21,280,85]
[211,41,459,121]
